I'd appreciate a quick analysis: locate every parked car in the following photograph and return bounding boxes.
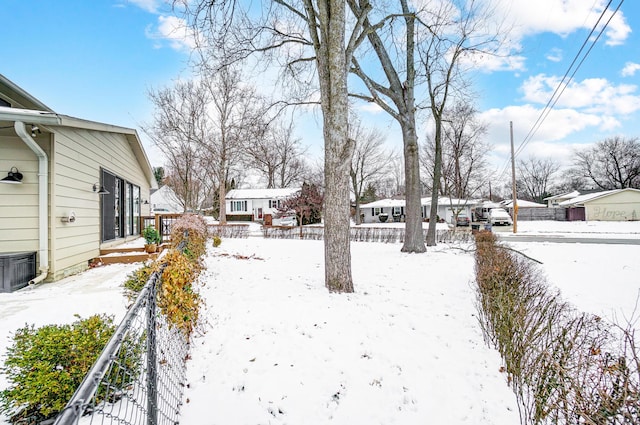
[451,212,470,226]
[279,215,298,227]
[488,208,513,226]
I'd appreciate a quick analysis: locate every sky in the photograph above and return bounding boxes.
[1,0,639,186]
[1,220,639,424]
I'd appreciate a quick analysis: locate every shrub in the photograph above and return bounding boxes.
[123,263,155,300]
[212,235,222,247]
[0,315,116,423]
[142,225,161,245]
[473,232,639,424]
[158,250,202,337]
[170,214,208,261]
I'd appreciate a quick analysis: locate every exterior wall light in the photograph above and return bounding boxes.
[93,183,110,195]
[0,167,23,184]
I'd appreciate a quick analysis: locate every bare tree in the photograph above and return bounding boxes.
[349,117,394,224]
[516,156,560,203]
[347,0,426,253]
[176,0,367,292]
[417,0,503,245]
[198,65,265,224]
[278,182,323,238]
[145,80,211,212]
[421,102,490,199]
[572,136,640,190]
[244,117,308,188]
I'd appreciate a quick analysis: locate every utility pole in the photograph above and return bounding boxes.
[510,121,517,233]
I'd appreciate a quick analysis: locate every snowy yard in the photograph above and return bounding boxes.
[1,221,639,424]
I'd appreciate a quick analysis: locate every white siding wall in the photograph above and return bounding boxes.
[585,191,640,221]
[0,135,47,254]
[51,127,150,279]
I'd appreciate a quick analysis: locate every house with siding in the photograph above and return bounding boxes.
[225,188,300,224]
[360,197,474,224]
[558,188,640,221]
[0,74,156,288]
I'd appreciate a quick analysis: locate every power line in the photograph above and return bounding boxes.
[495,0,625,181]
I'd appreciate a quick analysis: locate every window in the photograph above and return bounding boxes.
[392,206,403,216]
[269,199,281,209]
[100,169,141,242]
[373,207,384,216]
[124,183,141,236]
[231,200,247,212]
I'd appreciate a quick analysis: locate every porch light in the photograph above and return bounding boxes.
[0,167,23,184]
[93,182,110,195]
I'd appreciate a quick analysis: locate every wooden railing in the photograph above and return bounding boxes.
[141,214,182,242]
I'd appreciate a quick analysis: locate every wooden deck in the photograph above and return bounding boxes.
[91,243,170,266]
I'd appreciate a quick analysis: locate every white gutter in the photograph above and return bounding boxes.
[14,121,49,284]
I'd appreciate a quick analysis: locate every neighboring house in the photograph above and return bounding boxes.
[150,185,183,213]
[360,197,474,224]
[558,188,640,221]
[543,190,580,208]
[473,201,503,221]
[225,188,301,223]
[0,74,156,287]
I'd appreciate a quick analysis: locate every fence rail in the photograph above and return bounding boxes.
[262,225,475,244]
[54,248,189,425]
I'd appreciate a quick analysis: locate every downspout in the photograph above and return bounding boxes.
[14,121,49,284]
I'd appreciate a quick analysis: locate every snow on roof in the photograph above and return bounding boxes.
[226,188,301,199]
[557,189,624,206]
[501,199,547,208]
[543,190,580,201]
[360,198,406,208]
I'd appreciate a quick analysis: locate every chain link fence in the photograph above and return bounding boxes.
[53,253,189,425]
[262,225,475,244]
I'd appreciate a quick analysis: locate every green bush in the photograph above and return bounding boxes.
[123,264,155,300]
[0,315,116,423]
[142,225,161,245]
[212,235,222,247]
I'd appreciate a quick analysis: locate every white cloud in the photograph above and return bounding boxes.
[145,15,196,51]
[521,74,640,116]
[493,0,630,44]
[479,104,620,169]
[358,102,385,114]
[124,0,161,13]
[622,62,640,77]
[545,48,562,63]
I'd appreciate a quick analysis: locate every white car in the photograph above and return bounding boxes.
[279,215,298,227]
[488,208,513,226]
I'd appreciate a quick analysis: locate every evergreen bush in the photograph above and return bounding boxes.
[0,315,116,423]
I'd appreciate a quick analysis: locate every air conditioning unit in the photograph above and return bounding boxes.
[0,252,36,293]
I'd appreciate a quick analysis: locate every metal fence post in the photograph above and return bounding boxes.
[146,274,158,425]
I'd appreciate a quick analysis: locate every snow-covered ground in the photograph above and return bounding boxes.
[1,220,639,424]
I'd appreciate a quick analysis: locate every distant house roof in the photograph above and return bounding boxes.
[543,190,580,201]
[558,188,640,207]
[226,188,301,199]
[360,198,406,208]
[501,199,547,208]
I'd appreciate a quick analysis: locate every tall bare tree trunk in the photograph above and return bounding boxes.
[426,121,442,246]
[401,111,426,252]
[315,0,354,293]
